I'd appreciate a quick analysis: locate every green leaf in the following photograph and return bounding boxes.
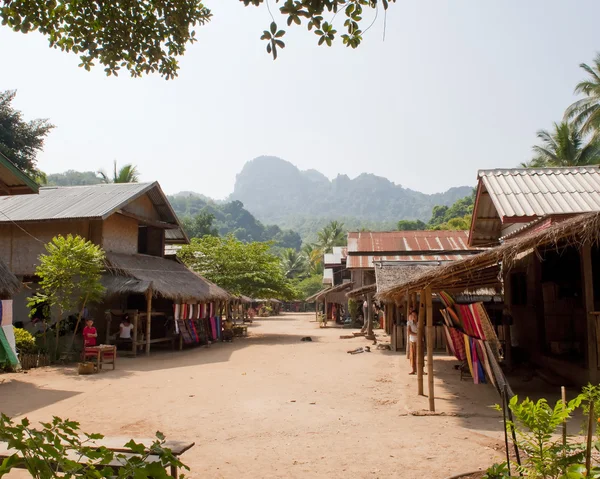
[270,21,277,34]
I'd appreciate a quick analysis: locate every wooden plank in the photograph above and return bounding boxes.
[417,290,425,396]
[145,287,153,356]
[132,312,139,357]
[405,293,410,358]
[503,271,513,368]
[581,243,597,382]
[425,286,435,412]
[88,438,195,456]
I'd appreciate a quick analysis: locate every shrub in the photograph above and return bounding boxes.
[13,327,37,354]
[0,414,188,478]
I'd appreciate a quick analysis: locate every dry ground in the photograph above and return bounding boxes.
[1,313,510,479]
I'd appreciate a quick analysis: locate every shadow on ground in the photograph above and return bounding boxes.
[0,379,81,417]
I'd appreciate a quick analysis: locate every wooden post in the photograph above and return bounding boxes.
[132,312,139,357]
[581,243,598,383]
[105,311,112,344]
[503,271,513,368]
[366,292,374,339]
[425,286,435,411]
[533,251,546,354]
[405,292,410,358]
[417,290,425,396]
[145,286,153,356]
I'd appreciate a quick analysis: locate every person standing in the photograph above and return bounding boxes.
[83,319,97,348]
[407,308,418,375]
[361,299,368,332]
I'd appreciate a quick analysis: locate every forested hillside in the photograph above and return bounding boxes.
[168,193,302,250]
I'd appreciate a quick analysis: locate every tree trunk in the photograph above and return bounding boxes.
[66,294,89,354]
[54,309,63,361]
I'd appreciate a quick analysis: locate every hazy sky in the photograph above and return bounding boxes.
[2,1,599,198]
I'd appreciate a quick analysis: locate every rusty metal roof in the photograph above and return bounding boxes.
[346,231,475,269]
[479,166,600,219]
[0,182,188,243]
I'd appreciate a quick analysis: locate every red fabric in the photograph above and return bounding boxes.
[83,326,97,347]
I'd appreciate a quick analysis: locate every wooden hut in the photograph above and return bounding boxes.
[102,252,230,355]
[0,182,233,353]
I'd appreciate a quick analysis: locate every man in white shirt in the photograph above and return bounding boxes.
[407,308,418,375]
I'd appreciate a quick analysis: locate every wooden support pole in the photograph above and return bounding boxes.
[405,292,410,358]
[145,286,153,356]
[581,243,598,383]
[425,286,435,411]
[132,312,139,357]
[417,290,425,396]
[366,292,374,339]
[503,270,513,368]
[105,311,112,344]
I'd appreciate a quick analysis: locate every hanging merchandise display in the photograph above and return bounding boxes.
[439,292,508,393]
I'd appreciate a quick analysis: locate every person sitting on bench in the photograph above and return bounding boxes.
[119,315,134,341]
[222,318,234,342]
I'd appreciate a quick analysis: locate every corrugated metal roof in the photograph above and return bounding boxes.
[324,246,347,266]
[0,182,188,243]
[346,231,476,269]
[0,151,39,195]
[347,254,468,269]
[347,230,471,253]
[478,166,600,219]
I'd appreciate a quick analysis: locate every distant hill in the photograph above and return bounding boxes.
[229,156,473,232]
[46,170,103,186]
[167,194,302,250]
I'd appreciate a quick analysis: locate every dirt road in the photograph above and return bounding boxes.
[1,313,506,478]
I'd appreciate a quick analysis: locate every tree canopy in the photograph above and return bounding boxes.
[316,220,346,253]
[521,121,600,168]
[0,90,54,175]
[28,234,105,357]
[178,235,296,299]
[98,161,140,183]
[565,53,600,138]
[2,0,395,79]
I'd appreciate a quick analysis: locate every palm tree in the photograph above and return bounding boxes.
[280,248,307,279]
[524,121,600,168]
[301,243,324,276]
[97,160,140,183]
[565,53,600,137]
[316,220,346,253]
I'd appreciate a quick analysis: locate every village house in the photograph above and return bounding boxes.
[379,166,600,386]
[0,152,39,365]
[344,230,490,346]
[0,182,230,355]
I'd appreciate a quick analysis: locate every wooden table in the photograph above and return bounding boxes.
[84,345,116,372]
[0,438,194,477]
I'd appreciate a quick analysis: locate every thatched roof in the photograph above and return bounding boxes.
[377,212,600,302]
[306,287,330,302]
[311,282,353,301]
[346,283,376,298]
[104,252,230,302]
[238,295,254,304]
[0,258,21,298]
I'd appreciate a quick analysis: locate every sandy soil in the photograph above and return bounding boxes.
[0,313,509,479]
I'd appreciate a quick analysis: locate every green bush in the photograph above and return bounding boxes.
[13,327,37,354]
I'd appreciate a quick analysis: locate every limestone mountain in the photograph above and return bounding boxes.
[230,156,473,228]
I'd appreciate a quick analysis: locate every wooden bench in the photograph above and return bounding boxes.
[233,325,248,337]
[0,437,194,477]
